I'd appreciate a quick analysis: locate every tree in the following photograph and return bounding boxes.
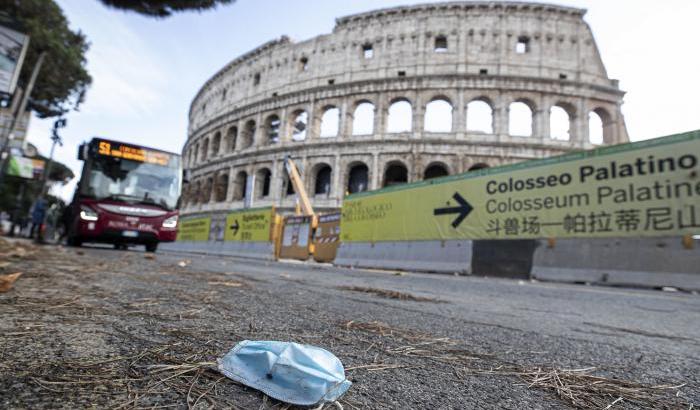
[0,0,91,118]
[98,0,235,18]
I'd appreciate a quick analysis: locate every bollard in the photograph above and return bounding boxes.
[682,235,694,250]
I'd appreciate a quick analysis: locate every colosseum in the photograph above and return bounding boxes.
[180,1,629,215]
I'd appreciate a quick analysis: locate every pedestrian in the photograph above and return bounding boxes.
[8,200,22,237]
[29,196,47,239]
[0,211,8,235]
[44,203,61,242]
[58,204,73,243]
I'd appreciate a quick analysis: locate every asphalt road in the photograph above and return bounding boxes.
[1,241,698,409]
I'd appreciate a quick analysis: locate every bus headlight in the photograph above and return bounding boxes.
[79,205,98,221]
[162,215,178,228]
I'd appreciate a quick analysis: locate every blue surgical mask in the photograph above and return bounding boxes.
[218,340,352,407]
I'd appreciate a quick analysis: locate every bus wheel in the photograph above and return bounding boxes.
[145,242,158,253]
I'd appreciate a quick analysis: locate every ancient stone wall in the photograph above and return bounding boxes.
[182,1,628,215]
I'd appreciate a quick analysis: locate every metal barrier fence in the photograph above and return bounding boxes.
[278,215,313,261]
[312,212,341,263]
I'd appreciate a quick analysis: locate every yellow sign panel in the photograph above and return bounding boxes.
[341,131,700,242]
[224,207,274,242]
[177,217,211,241]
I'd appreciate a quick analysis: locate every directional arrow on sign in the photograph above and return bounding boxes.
[230,219,240,236]
[433,192,473,228]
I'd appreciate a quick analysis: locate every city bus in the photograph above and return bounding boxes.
[65,138,181,252]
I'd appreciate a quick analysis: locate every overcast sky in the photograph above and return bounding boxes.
[25,0,700,200]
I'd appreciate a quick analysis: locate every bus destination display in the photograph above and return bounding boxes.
[97,140,170,166]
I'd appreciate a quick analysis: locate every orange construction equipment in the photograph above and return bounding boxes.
[284,155,318,229]
[313,212,341,263]
[279,215,314,260]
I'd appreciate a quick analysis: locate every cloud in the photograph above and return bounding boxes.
[61,0,171,118]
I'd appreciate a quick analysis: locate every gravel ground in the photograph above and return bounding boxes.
[0,238,698,409]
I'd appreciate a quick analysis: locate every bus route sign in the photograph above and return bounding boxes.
[96,140,171,166]
[341,130,700,242]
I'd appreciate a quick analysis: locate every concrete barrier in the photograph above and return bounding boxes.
[472,240,538,279]
[160,241,207,253]
[531,237,700,291]
[159,240,275,260]
[334,240,472,274]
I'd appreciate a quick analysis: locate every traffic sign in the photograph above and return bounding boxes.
[341,131,700,242]
[178,217,211,241]
[224,207,274,242]
[433,192,473,228]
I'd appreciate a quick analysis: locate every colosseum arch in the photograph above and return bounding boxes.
[197,179,207,203]
[190,180,201,204]
[181,2,629,214]
[466,98,494,134]
[289,110,308,141]
[352,101,375,136]
[508,99,536,137]
[202,175,214,203]
[424,162,450,180]
[211,132,222,157]
[387,98,413,133]
[424,97,453,133]
[346,162,369,194]
[254,168,272,199]
[383,161,409,187]
[550,102,576,141]
[240,120,256,149]
[200,138,209,162]
[180,183,190,206]
[311,163,333,196]
[214,172,228,202]
[282,173,295,197]
[226,126,238,152]
[265,114,281,144]
[589,107,614,145]
[188,145,196,167]
[232,171,248,201]
[320,106,340,138]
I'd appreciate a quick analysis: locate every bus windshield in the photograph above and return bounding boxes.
[81,154,181,210]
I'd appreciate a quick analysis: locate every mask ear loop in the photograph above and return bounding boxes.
[312,401,344,410]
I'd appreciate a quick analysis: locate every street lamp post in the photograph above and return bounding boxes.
[34,117,65,244]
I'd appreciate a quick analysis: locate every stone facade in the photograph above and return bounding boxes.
[181,1,629,215]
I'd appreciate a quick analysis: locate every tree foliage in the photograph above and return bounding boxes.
[37,155,74,183]
[99,0,235,18]
[0,0,92,118]
[0,155,73,214]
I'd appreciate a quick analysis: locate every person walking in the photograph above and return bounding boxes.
[29,196,47,239]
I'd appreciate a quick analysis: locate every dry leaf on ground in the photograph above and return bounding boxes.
[0,272,23,292]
